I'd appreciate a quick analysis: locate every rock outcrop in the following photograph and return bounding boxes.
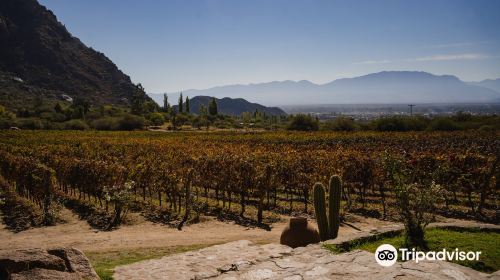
[0,247,98,280]
[114,240,497,280]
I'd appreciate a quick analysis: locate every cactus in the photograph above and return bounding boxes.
[313,175,342,241]
[328,175,341,239]
[313,183,329,241]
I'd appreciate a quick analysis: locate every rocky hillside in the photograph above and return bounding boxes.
[171,96,286,116]
[0,0,145,110]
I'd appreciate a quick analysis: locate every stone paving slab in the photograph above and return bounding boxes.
[114,240,498,280]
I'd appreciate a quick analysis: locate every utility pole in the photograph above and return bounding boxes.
[408,104,415,116]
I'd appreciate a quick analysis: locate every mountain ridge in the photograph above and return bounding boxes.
[161,71,500,106]
[157,95,286,116]
[470,78,500,93]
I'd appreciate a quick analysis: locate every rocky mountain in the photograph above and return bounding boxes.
[169,96,286,116]
[172,71,500,106]
[0,0,147,110]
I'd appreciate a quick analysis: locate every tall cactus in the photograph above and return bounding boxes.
[313,183,329,241]
[329,175,341,239]
[313,175,342,241]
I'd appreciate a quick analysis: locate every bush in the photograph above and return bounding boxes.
[147,112,165,126]
[287,114,319,131]
[427,118,460,131]
[324,116,357,131]
[373,116,427,131]
[18,118,44,130]
[453,111,473,122]
[173,114,191,127]
[0,117,18,129]
[62,119,89,130]
[116,114,145,130]
[91,117,119,130]
[383,154,445,249]
[90,115,145,131]
[40,112,67,122]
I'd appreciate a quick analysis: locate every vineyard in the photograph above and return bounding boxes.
[0,130,498,232]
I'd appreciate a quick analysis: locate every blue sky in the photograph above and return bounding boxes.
[39,0,500,93]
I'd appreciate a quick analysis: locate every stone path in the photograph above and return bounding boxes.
[114,239,499,280]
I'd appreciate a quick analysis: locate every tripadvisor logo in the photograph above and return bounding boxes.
[375,244,398,267]
[375,244,481,267]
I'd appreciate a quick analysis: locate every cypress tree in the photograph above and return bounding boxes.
[163,93,170,112]
[178,92,183,113]
[208,97,218,116]
[185,96,190,113]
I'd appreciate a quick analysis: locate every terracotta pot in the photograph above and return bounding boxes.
[280,217,320,248]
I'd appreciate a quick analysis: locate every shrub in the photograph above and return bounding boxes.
[18,118,44,130]
[90,115,145,131]
[427,118,460,131]
[453,111,473,122]
[91,117,119,130]
[40,112,67,122]
[62,119,89,130]
[116,114,145,130]
[147,112,165,126]
[383,154,445,249]
[324,116,358,131]
[0,118,18,129]
[287,114,319,131]
[373,116,427,131]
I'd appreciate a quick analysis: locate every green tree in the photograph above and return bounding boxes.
[185,96,190,113]
[148,112,165,126]
[72,97,90,119]
[208,97,218,116]
[199,104,207,116]
[163,93,170,112]
[178,92,184,113]
[131,83,147,115]
[142,100,159,114]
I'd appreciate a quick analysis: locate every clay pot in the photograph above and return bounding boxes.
[280,217,320,248]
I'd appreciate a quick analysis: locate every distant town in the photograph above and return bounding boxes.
[284,103,500,120]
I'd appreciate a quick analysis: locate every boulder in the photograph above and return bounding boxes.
[0,248,66,276]
[0,248,99,280]
[48,248,99,280]
[10,268,81,280]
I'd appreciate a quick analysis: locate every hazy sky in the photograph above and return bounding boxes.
[39,0,500,93]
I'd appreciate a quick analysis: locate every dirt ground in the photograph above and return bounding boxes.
[0,208,397,252]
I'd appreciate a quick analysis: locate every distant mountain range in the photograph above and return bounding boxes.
[167,96,285,116]
[0,0,150,110]
[2,1,499,113]
[154,72,500,106]
[469,78,500,93]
